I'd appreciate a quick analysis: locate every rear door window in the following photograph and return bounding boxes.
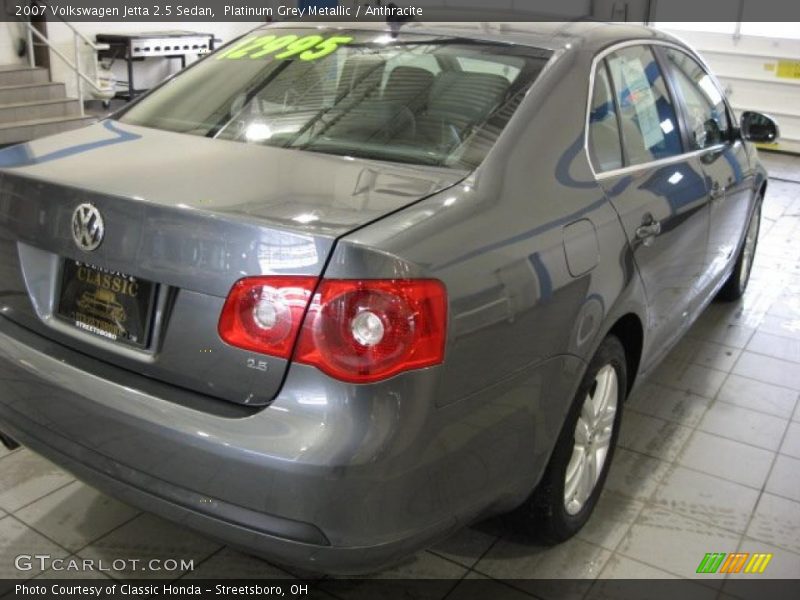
[606,45,683,166]
[662,47,731,150]
[588,61,623,172]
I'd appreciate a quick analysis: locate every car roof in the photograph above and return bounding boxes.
[267,20,682,55]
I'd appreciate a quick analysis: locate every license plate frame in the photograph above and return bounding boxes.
[55,259,157,349]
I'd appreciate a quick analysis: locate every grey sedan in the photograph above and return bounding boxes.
[0,21,777,574]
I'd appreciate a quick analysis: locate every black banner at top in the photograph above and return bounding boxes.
[2,0,800,22]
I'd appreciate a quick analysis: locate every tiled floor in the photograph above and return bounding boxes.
[1,153,800,595]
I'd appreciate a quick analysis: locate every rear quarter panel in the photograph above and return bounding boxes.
[323,46,647,504]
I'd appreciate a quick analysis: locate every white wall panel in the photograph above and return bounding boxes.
[1,22,28,66]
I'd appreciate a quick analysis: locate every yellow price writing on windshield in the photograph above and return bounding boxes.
[217,34,354,61]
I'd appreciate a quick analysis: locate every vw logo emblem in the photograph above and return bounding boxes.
[71,204,105,252]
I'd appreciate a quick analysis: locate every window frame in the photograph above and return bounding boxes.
[587,58,626,171]
[653,44,736,152]
[584,39,736,179]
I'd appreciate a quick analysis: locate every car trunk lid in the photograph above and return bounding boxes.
[0,121,465,405]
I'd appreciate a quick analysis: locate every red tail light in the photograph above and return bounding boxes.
[219,277,447,383]
[218,276,317,358]
[295,279,448,383]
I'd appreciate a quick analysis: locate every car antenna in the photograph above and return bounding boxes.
[360,0,415,37]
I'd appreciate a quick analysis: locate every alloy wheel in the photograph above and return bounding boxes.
[739,204,761,292]
[564,364,618,515]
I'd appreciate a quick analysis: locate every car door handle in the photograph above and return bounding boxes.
[635,221,661,243]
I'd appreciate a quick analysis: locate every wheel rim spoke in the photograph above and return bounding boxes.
[564,448,585,507]
[578,448,597,503]
[594,368,615,427]
[574,417,591,446]
[581,396,596,429]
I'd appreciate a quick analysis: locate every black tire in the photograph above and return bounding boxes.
[511,335,627,544]
[717,200,762,302]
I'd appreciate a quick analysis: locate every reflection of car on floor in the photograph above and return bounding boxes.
[76,289,126,323]
[0,21,779,575]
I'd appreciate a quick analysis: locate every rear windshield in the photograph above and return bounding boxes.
[117,29,551,169]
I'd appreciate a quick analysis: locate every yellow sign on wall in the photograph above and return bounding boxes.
[776,60,800,79]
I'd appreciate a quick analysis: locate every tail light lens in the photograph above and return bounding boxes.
[219,277,447,383]
[295,279,447,383]
[218,276,317,358]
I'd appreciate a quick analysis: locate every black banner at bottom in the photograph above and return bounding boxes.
[3,579,800,600]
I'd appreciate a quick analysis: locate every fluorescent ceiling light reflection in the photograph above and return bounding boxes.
[293,213,320,224]
[245,122,273,142]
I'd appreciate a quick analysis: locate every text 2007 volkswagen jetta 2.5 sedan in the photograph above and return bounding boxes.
[0,22,778,573]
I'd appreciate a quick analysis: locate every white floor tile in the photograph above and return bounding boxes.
[733,538,800,579]
[627,382,711,428]
[747,493,800,555]
[76,513,221,580]
[697,402,788,451]
[0,450,74,513]
[475,535,611,580]
[688,340,743,372]
[604,448,672,503]
[616,506,740,581]
[764,454,800,503]
[652,362,728,399]
[0,516,69,579]
[181,547,294,579]
[429,524,498,569]
[779,421,800,459]
[577,491,643,551]
[717,375,798,419]
[677,431,774,489]
[747,331,800,364]
[596,554,679,579]
[687,320,756,350]
[618,412,694,462]
[652,465,760,534]
[733,352,800,390]
[15,481,140,553]
[753,314,800,341]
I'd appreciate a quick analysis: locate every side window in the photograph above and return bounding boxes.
[663,48,731,150]
[588,62,623,172]
[606,45,683,166]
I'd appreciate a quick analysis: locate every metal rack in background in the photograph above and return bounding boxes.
[95,31,216,101]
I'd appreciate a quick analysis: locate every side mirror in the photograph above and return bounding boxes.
[740,111,780,143]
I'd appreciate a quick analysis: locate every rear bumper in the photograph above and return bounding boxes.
[0,315,582,574]
[0,413,455,575]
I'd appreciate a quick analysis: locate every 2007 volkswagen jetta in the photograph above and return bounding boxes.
[0,21,777,573]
